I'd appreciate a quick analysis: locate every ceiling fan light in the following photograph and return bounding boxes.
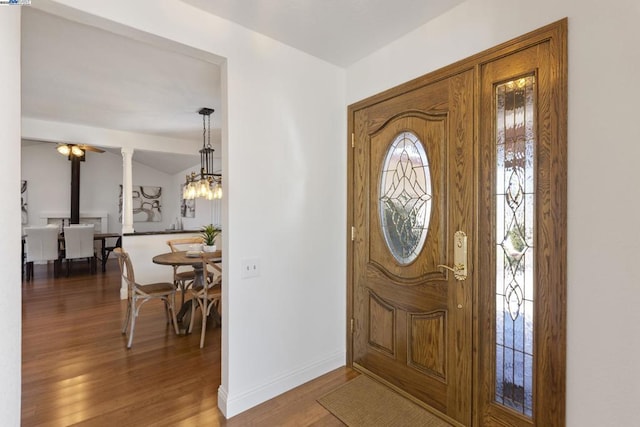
[57,145,71,156]
[71,145,84,157]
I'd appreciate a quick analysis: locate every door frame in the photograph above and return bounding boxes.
[347,19,567,426]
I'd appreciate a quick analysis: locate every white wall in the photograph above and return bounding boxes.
[347,1,640,425]
[0,8,22,427]
[21,142,184,233]
[131,156,180,233]
[20,0,347,420]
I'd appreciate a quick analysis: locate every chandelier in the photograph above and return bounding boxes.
[183,107,222,200]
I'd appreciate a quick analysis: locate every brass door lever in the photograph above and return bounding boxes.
[437,231,467,281]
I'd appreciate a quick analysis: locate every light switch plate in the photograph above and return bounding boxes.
[241,258,260,279]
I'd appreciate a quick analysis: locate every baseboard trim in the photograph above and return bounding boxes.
[217,350,344,418]
[217,385,229,417]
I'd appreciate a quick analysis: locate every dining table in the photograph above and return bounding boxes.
[22,231,121,277]
[152,249,222,327]
[94,233,121,272]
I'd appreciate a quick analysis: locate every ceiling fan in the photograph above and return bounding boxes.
[56,143,104,159]
[53,143,105,225]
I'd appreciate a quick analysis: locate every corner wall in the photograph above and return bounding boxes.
[0,7,22,426]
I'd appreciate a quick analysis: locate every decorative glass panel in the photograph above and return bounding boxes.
[379,132,431,265]
[495,76,535,417]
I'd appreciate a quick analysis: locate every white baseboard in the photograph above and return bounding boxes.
[217,386,229,416]
[217,350,345,418]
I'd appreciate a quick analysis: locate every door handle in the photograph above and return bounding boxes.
[437,230,467,281]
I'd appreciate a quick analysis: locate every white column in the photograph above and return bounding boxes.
[0,7,23,425]
[120,147,134,299]
[121,147,135,234]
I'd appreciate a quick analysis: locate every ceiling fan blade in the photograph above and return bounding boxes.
[78,145,105,153]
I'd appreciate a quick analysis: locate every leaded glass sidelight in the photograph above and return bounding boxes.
[495,76,535,417]
[379,131,432,265]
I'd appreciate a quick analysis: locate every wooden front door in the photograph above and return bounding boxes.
[350,70,474,426]
[347,20,566,427]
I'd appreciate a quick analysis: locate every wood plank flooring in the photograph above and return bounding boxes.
[22,260,356,426]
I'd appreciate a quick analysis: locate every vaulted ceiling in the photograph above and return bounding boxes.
[181,0,465,67]
[21,1,464,173]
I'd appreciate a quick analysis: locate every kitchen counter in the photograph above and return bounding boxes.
[123,229,200,236]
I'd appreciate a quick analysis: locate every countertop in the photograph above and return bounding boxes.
[123,229,200,236]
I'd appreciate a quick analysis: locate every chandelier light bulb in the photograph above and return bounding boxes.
[212,182,223,199]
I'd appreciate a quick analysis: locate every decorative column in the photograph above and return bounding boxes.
[121,147,135,234]
[120,147,134,299]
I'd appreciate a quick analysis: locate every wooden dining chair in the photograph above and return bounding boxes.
[114,248,180,349]
[187,257,222,348]
[167,237,203,306]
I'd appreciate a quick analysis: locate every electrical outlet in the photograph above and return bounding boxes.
[240,258,260,279]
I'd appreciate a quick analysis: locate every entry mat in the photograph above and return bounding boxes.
[317,374,452,427]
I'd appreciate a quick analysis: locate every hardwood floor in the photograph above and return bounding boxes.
[22,261,355,426]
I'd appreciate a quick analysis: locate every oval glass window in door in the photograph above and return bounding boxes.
[379,131,432,265]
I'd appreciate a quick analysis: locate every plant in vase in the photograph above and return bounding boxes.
[201,224,221,252]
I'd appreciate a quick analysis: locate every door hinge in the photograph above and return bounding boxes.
[351,133,355,148]
[351,226,355,241]
[350,318,354,334]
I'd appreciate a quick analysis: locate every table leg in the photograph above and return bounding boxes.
[177,301,192,334]
[177,301,189,325]
[176,263,205,332]
[99,237,107,272]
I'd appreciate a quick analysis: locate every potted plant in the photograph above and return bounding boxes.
[201,224,221,252]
